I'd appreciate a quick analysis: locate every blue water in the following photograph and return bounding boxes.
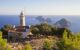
[0,15,80,33]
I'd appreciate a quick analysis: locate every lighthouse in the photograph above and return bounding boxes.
[20,11,26,26]
[8,11,32,39]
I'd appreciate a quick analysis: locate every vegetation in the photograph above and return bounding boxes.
[3,24,13,30]
[0,31,11,50]
[0,24,13,38]
[30,23,80,50]
[0,23,80,50]
[24,42,32,50]
[57,30,80,50]
[30,23,55,36]
[43,39,53,50]
[30,23,71,37]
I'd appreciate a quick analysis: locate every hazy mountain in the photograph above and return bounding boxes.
[35,16,45,23]
[54,18,71,28]
[46,18,52,24]
[35,16,52,24]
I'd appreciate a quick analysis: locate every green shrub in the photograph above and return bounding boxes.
[0,31,11,50]
[43,39,53,50]
[24,43,32,50]
[57,30,80,50]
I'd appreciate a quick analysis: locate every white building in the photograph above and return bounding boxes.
[20,11,26,26]
[8,11,32,39]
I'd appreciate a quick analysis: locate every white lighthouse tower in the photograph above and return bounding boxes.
[20,11,26,26]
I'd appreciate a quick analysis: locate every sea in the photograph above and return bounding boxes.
[0,15,80,33]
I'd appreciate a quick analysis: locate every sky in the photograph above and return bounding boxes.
[0,0,80,15]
